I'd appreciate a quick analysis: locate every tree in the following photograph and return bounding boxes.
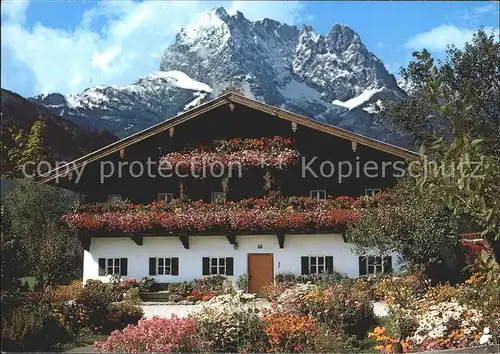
[347,178,462,282]
[0,206,25,292]
[380,28,500,156]
[1,120,47,178]
[2,180,81,289]
[378,28,499,243]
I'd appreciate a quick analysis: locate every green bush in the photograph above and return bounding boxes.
[103,303,144,334]
[1,301,70,351]
[167,281,194,296]
[124,287,141,305]
[138,277,155,292]
[194,275,227,293]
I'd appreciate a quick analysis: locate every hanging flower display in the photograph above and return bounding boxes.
[63,196,360,235]
[159,136,300,173]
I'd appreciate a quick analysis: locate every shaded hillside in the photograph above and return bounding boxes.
[1,89,118,176]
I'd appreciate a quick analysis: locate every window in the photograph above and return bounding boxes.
[365,189,381,197]
[301,256,333,275]
[367,256,384,275]
[158,193,173,203]
[98,258,128,276]
[107,258,121,275]
[310,190,327,200]
[211,192,226,203]
[108,194,122,202]
[149,257,178,276]
[158,258,172,275]
[202,257,234,276]
[309,256,326,274]
[359,255,392,276]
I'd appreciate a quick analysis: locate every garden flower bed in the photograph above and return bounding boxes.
[63,196,360,234]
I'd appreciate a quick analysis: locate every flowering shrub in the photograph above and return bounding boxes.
[94,316,199,352]
[409,301,485,350]
[190,295,265,352]
[49,280,83,302]
[160,136,300,172]
[63,196,359,234]
[368,326,411,353]
[104,302,144,334]
[120,278,138,290]
[375,272,427,305]
[167,281,195,297]
[261,312,317,352]
[272,282,376,337]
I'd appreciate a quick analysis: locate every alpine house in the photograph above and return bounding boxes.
[42,92,419,293]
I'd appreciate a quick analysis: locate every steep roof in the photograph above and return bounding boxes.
[39,92,420,184]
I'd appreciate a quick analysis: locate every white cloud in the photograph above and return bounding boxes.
[227,1,304,24]
[92,46,121,70]
[1,0,306,96]
[405,24,498,51]
[1,0,29,23]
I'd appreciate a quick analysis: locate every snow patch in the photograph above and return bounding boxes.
[145,71,212,92]
[332,88,384,110]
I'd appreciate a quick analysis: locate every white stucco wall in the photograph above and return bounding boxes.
[83,234,401,284]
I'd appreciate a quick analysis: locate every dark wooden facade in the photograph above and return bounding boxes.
[45,94,418,203]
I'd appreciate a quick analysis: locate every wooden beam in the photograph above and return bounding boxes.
[78,232,91,251]
[179,235,189,249]
[226,233,237,246]
[277,232,285,248]
[131,234,143,246]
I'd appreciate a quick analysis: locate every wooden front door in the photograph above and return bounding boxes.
[247,253,274,293]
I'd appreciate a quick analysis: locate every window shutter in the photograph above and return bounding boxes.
[98,258,106,276]
[383,256,393,274]
[202,257,210,276]
[171,258,179,276]
[326,256,334,273]
[225,257,234,276]
[149,258,157,276]
[359,256,367,276]
[301,256,309,275]
[120,258,128,276]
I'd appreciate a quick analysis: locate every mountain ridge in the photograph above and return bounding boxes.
[28,7,408,145]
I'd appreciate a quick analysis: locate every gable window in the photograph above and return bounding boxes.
[310,190,327,200]
[211,192,226,203]
[108,194,122,203]
[202,257,234,276]
[98,258,128,276]
[365,189,381,197]
[301,256,333,275]
[149,257,179,276]
[359,255,392,276]
[158,193,173,203]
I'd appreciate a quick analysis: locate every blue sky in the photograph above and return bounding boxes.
[1,1,498,97]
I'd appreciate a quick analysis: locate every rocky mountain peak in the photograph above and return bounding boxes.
[29,7,408,146]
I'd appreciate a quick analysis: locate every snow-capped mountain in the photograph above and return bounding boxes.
[31,7,407,143]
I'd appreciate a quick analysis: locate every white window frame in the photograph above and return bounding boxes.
[108,194,122,202]
[365,189,381,197]
[106,258,121,275]
[157,257,173,275]
[309,256,327,274]
[210,257,226,275]
[310,190,327,200]
[366,256,384,275]
[211,191,226,203]
[158,193,173,203]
